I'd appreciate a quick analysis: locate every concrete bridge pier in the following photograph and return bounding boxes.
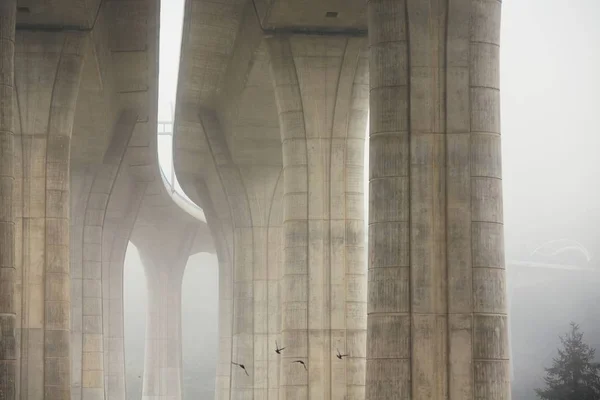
[70,111,144,400]
[0,2,17,399]
[14,30,87,400]
[366,0,510,399]
[133,223,198,400]
[267,34,369,400]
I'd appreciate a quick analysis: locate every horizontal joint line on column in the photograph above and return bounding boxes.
[368,40,408,48]
[0,313,17,317]
[471,130,501,135]
[15,24,91,31]
[264,27,367,36]
[284,191,308,196]
[117,88,149,94]
[282,165,308,171]
[473,312,508,316]
[370,85,408,92]
[471,85,500,91]
[369,131,409,137]
[367,312,410,316]
[471,40,500,47]
[368,266,410,270]
[472,265,506,270]
[110,48,148,53]
[472,131,501,136]
[274,83,300,89]
[473,358,510,362]
[472,220,503,225]
[369,176,409,182]
[471,175,502,180]
[369,220,409,224]
[368,356,411,360]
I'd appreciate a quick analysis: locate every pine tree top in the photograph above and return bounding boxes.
[536,322,600,400]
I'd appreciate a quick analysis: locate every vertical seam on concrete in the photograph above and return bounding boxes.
[43,33,67,394]
[79,174,93,400]
[405,1,414,397]
[265,167,283,398]
[468,2,475,395]
[288,40,311,400]
[0,3,17,398]
[14,30,28,400]
[328,37,350,400]
[120,180,147,399]
[197,113,248,400]
[94,113,137,400]
[443,0,451,399]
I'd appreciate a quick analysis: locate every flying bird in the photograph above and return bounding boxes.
[336,349,349,360]
[275,341,286,355]
[232,361,249,376]
[292,360,307,370]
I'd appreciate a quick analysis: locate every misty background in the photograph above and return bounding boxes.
[122,0,600,399]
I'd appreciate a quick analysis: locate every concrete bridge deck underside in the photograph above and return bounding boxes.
[0,0,509,399]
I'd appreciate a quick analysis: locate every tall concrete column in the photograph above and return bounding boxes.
[191,180,234,400]
[141,262,184,400]
[102,174,145,400]
[134,224,197,400]
[14,31,87,400]
[366,1,510,399]
[70,111,141,400]
[185,110,283,400]
[267,35,369,399]
[0,2,17,399]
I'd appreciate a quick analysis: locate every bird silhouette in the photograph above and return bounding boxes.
[275,341,286,355]
[232,361,249,376]
[292,360,307,370]
[336,349,349,360]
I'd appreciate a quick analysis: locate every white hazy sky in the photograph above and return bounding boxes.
[156,0,600,260]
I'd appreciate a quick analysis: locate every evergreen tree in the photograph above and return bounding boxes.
[536,322,600,400]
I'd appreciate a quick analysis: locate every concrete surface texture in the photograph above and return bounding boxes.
[266,35,368,399]
[0,2,17,399]
[4,1,211,400]
[0,0,511,399]
[366,0,509,399]
[132,218,212,400]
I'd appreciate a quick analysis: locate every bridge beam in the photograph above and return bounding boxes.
[366,0,510,399]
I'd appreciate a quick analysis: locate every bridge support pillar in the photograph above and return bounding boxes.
[0,2,17,399]
[366,1,510,399]
[267,34,369,400]
[14,30,87,400]
[134,224,197,400]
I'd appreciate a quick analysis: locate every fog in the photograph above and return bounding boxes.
[122,0,600,399]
